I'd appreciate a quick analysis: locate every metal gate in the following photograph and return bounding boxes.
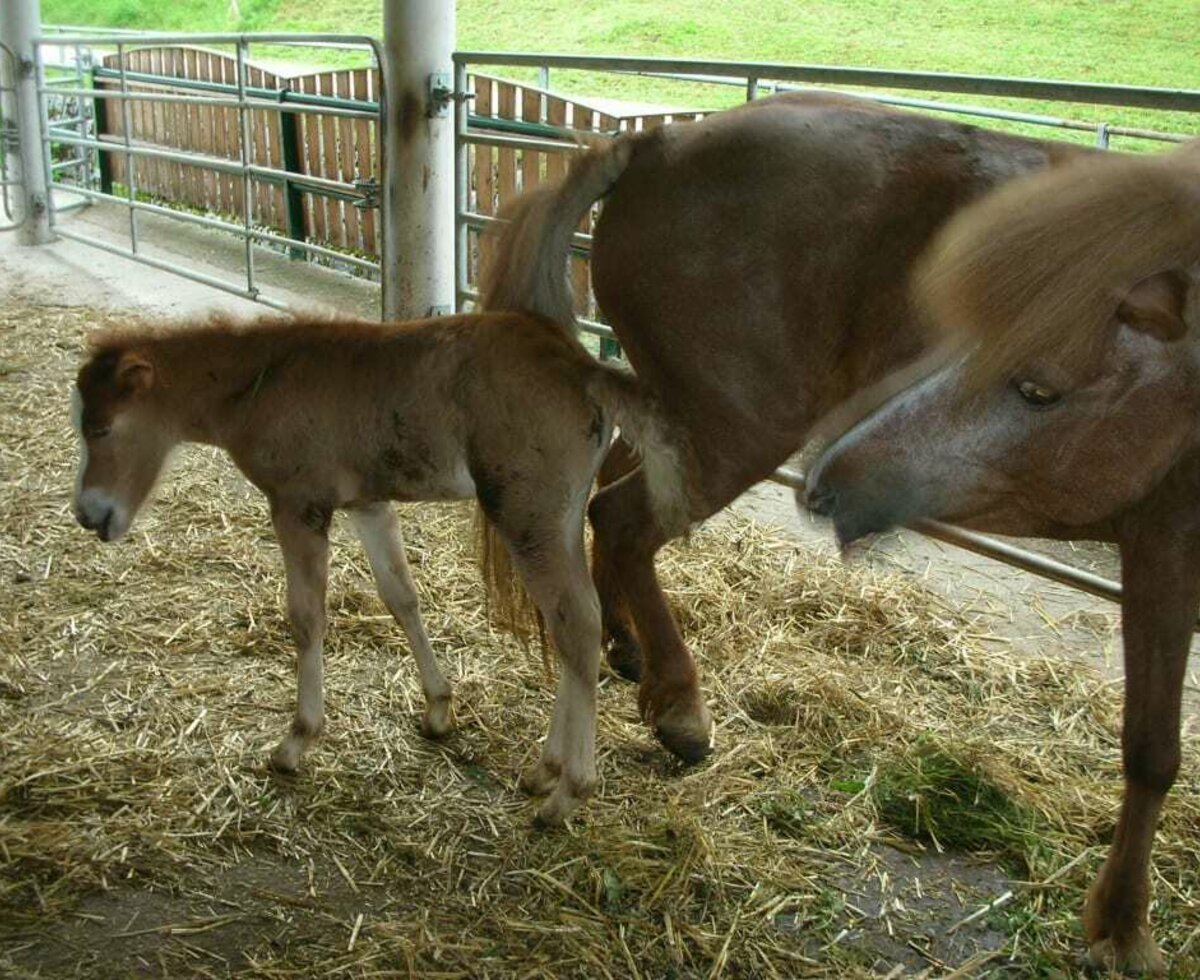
[34,31,389,313]
[0,41,24,232]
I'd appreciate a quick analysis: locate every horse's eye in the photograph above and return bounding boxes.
[1014,380,1060,408]
[85,425,111,439]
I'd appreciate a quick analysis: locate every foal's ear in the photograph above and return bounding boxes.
[1117,269,1190,342]
[115,350,155,394]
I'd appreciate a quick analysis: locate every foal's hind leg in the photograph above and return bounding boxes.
[350,503,453,738]
[269,506,331,773]
[500,521,603,826]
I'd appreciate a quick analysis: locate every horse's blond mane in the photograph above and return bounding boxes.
[914,141,1200,387]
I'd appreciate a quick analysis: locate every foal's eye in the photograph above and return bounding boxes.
[85,425,111,439]
[1014,380,1061,408]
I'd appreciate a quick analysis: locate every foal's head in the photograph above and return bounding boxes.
[71,342,174,542]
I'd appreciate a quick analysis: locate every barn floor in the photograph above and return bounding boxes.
[2,210,1200,978]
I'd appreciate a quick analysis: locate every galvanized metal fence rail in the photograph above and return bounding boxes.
[452,50,1200,621]
[34,32,387,311]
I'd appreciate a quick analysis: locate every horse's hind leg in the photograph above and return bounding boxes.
[350,503,453,738]
[269,506,331,773]
[589,466,713,764]
[592,436,644,682]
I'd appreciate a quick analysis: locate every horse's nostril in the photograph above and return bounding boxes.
[805,484,838,517]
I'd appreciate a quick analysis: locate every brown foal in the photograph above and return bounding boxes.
[71,309,688,825]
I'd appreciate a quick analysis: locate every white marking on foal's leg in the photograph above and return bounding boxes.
[513,537,602,826]
[521,669,570,796]
[350,503,453,737]
[269,510,330,773]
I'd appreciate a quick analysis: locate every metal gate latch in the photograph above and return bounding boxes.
[427,72,473,118]
[353,178,380,210]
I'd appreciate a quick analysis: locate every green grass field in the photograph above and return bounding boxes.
[41,0,1199,141]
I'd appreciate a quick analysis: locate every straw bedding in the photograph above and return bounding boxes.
[2,300,1199,978]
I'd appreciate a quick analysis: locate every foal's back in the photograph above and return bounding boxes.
[217,312,604,510]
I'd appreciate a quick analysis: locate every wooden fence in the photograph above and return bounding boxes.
[96,47,381,257]
[90,48,703,288]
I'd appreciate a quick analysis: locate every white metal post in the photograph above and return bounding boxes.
[381,0,455,321]
[0,0,52,244]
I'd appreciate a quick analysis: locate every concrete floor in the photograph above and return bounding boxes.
[5,197,1199,708]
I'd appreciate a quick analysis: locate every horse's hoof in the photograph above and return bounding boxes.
[520,760,561,797]
[654,699,714,765]
[420,697,454,739]
[1086,934,1166,976]
[605,630,643,683]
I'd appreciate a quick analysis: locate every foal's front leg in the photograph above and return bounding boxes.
[268,505,331,773]
[350,503,453,737]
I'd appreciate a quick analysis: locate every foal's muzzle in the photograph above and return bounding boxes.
[75,490,124,542]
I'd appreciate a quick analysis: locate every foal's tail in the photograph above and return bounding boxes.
[479,132,641,329]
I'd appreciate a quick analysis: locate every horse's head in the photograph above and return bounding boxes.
[71,344,173,542]
[807,144,1200,544]
[807,269,1200,544]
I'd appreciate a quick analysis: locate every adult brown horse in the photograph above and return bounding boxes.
[482,91,1090,762]
[806,143,1200,974]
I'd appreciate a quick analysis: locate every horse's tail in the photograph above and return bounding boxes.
[480,131,641,330]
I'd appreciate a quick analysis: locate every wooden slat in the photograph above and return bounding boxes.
[354,69,376,256]
[318,71,342,248]
[336,70,360,252]
[521,86,541,194]
[194,51,216,209]
[266,71,285,232]
[168,49,187,203]
[474,77,495,215]
[545,97,569,184]
[206,52,228,214]
[249,65,271,228]
[131,51,150,193]
[495,81,517,214]
[223,54,245,219]
[298,74,326,245]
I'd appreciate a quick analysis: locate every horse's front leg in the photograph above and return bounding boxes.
[1084,509,1200,976]
[268,504,331,773]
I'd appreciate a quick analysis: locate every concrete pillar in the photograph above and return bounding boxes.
[381,0,455,321]
[0,0,53,244]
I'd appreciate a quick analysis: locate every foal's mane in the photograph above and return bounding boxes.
[85,310,381,359]
[914,140,1200,387]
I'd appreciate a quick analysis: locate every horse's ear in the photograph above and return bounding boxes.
[1117,269,1190,342]
[115,350,155,394]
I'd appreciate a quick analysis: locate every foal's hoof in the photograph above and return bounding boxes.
[604,629,643,683]
[268,742,303,774]
[654,699,714,765]
[420,697,454,739]
[1086,933,1166,976]
[520,759,561,797]
[532,780,593,828]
